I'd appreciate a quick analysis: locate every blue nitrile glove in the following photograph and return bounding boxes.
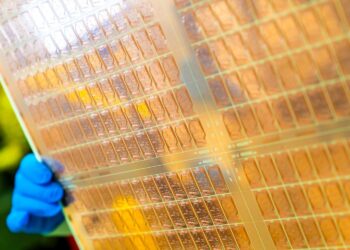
[6,154,65,234]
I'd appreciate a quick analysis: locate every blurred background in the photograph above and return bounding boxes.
[0,84,73,250]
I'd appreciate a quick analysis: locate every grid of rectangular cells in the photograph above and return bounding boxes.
[175,0,350,142]
[3,0,208,176]
[241,138,350,248]
[69,165,251,249]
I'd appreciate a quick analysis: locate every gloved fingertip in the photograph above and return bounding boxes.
[20,154,52,184]
[6,211,29,233]
[47,184,64,202]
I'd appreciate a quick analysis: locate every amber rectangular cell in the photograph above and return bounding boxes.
[142,176,162,203]
[217,226,238,249]
[111,106,130,132]
[195,44,218,75]
[222,109,244,140]
[147,24,168,54]
[204,196,227,225]
[76,86,94,111]
[195,4,221,37]
[178,230,196,248]
[300,218,324,247]
[236,105,261,136]
[239,68,265,100]
[174,122,193,149]
[243,159,264,187]
[135,101,154,127]
[207,166,229,194]
[308,88,332,121]
[142,206,161,230]
[258,155,280,185]
[191,198,213,226]
[223,73,247,104]
[79,116,96,140]
[270,188,294,217]
[299,8,325,43]
[227,0,254,24]
[224,33,251,66]
[166,172,188,200]
[312,45,338,80]
[89,113,106,137]
[174,87,194,117]
[134,29,156,59]
[121,34,142,62]
[255,62,282,95]
[153,175,174,201]
[119,180,137,205]
[242,27,268,60]
[178,200,199,227]
[112,138,130,163]
[219,195,239,223]
[271,97,296,129]
[274,153,297,183]
[309,146,334,178]
[162,55,181,86]
[284,220,307,248]
[268,222,289,249]
[274,57,301,90]
[47,97,63,120]
[88,82,106,108]
[293,51,320,85]
[75,55,92,79]
[287,186,310,215]
[124,6,143,27]
[149,60,168,89]
[334,39,350,75]
[109,39,129,68]
[100,110,118,135]
[181,10,203,42]
[255,191,276,219]
[161,91,181,120]
[161,126,180,152]
[289,92,314,125]
[192,167,215,196]
[136,132,156,158]
[147,129,167,155]
[319,217,341,246]
[91,143,108,167]
[179,170,201,198]
[338,216,350,243]
[122,70,142,97]
[166,203,186,228]
[204,228,223,249]
[291,149,316,180]
[124,104,144,130]
[130,178,150,204]
[253,101,278,133]
[231,226,251,249]
[97,184,114,209]
[327,83,350,117]
[188,119,206,147]
[153,233,171,249]
[154,204,174,229]
[260,21,287,55]
[329,142,350,175]
[324,182,346,211]
[191,229,211,249]
[135,66,154,94]
[209,39,234,71]
[306,184,328,213]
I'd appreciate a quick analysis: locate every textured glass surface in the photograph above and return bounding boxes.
[1,0,350,249]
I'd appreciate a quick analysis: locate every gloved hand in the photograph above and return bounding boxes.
[7,154,65,234]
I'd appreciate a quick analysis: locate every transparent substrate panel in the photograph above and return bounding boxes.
[1,0,350,249]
